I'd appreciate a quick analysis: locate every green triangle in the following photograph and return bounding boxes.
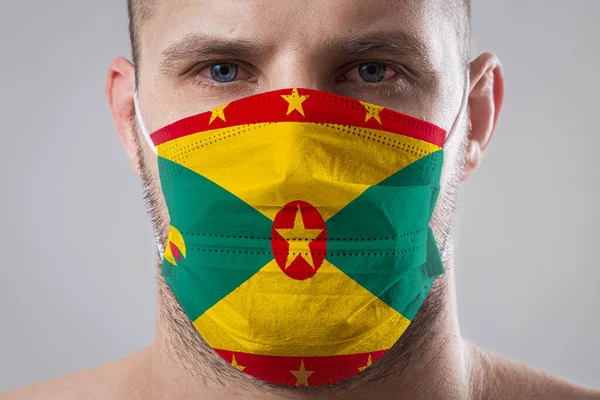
[158,156,274,321]
[325,151,445,318]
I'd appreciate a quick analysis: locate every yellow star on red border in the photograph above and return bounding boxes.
[281,88,309,116]
[290,359,314,386]
[231,354,246,372]
[360,101,384,124]
[209,103,229,124]
[358,354,373,372]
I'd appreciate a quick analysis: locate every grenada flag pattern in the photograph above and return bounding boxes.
[154,88,446,386]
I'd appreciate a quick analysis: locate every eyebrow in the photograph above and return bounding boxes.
[157,29,434,76]
[318,30,431,62]
[158,33,272,75]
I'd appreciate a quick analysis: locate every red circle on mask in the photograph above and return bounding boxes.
[271,200,327,280]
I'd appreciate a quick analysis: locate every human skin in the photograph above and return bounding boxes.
[4,0,600,399]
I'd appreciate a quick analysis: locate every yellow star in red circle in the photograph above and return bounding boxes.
[281,88,309,116]
[209,103,229,124]
[275,206,323,269]
[290,359,314,386]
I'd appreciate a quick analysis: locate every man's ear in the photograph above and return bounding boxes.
[461,52,505,181]
[106,57,141,178]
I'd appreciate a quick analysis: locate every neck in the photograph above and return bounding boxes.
[140,254,477,400]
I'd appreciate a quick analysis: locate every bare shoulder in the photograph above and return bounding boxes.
[1,347,152,400]
[469,343,600,400]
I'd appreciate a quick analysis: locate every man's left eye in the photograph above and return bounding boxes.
[345,62,397,83]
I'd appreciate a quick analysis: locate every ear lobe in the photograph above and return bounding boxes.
[461,53,505,181]
[463,140,482,179]
[106,57,141,178]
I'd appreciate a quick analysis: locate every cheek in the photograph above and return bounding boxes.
[145,152,165,199]
[440,127,469,187]
[378,88,454,134]
[139,143,167,206]
[420,92,460,132]
[145,146,161,181]
[415,68,468,134]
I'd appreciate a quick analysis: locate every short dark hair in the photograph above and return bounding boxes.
[128,0,472,83]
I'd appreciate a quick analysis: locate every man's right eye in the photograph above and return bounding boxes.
[197,62,245,83]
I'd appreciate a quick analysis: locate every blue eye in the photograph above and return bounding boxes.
[209,63,238,82]
[358,62,388,83]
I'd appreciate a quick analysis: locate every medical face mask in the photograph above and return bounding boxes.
[134,85,467,386]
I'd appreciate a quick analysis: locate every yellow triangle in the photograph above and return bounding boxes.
[157,122,440,222]
[192,259,411,357]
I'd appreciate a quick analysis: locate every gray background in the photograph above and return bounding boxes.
[1,0,598,392]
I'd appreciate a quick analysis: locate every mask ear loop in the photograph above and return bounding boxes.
[132,79,165,258]
[438,70,470,261]
[443,71,471,149]
[132,85,158,155]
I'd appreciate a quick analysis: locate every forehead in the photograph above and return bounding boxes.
[142,0,459,71]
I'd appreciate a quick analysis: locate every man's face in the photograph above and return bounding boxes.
[103,0,480,388]
[105,0,506,389]
[134,0,469,249]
